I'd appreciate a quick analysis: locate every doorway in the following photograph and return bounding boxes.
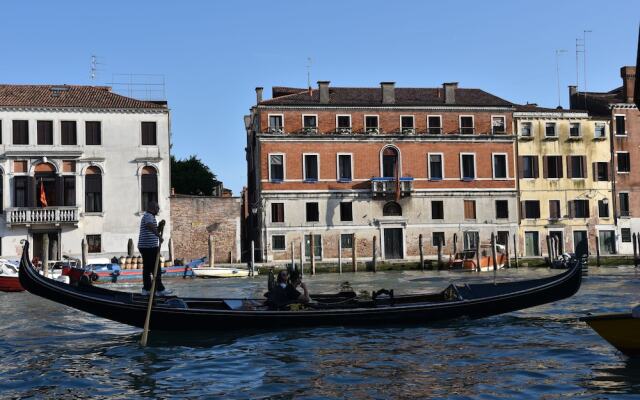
[573,230,588,258]
[525,231,540,256]
[384,228,403,259]
[549,231,564,254]
[32,231,60,263]
[304,234,322,261]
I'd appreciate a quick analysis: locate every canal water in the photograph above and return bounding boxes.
[1,267,639,399]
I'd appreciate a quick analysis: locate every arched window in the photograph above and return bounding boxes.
[34,162,57,207]
[85,166,102,212]
[383,201,402,216]
[141,166,158,210]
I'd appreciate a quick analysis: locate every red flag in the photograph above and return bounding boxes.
[39,181,48,207]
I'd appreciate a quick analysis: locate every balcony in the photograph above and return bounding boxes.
[336,127,352,135]
[302,127,318,135]
[401,127,416,135]
[267,126,284,134]
[371,177,414,199]
[6,207,79,226]
[365,127,380,135]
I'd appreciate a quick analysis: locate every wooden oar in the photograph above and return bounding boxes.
[141,219,165,347]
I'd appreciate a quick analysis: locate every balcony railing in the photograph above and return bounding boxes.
[401,127,416,135]
[268,126,284,134]
[6,207,79,226]
[371,177,414,199]
[365,127,380,135]
[336,127,352,134]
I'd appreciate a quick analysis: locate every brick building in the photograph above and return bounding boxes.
[570,66,638,253]
[245,82,518,263]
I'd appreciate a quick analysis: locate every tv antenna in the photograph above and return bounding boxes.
[555,49,567,108]
[582,30,592,96]
[89,55,106,81]
[306,57,312,89]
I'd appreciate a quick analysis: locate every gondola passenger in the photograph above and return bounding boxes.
[267,269,310,309]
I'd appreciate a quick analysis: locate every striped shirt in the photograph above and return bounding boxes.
[138,212,159,248]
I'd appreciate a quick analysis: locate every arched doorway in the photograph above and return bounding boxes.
[382,147,399,178]
[382,201,404,259]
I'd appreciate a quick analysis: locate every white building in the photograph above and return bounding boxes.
[0,84,171,260]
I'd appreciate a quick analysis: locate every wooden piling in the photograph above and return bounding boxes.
[81,238,88,268]
[437,239,443,269]
[595,236,601,268]
[42,234,49,276]
[633,233,638,268]
[290,242,295,270]
[352,233,357,273]
[338,236,343,274]
[168,238,174,263]
[127,238,134,257]
[504,233,510,268]
[372,235,377,273]
[475,237,481,272]
[546,235,552,266]
[513,234,518,268]
[208,235,214,268]
[250,240,255,276]
[453,233,457,255]
[490,232,498,271]
[229,250,233,264]
[310,234,316,275]
[419,234,424,271]
[299,241,304,276]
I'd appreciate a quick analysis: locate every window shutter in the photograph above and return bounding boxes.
[581,156,587,178]
[566,156,573,178]
[592,162,597,181]
[568,201,574,218]
[557,157,564,178]
[543,156,548,178]
[533,156,539,178]
[518,156,524,178]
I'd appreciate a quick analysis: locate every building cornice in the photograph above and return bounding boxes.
[257,105,514,112]
[257,134,515,143]
[0,106,168,114]
[1,149,84,158]
[609,103,638,110]
[513,112,589,118]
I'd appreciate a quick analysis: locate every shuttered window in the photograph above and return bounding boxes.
[272,235,286,251]
[593,162,609,181]
[549,200,561,219]
[61,121,77,145]
[63,176,76,206]
[519,156,539,179]
[568,200,589,218]
[271,203,284,223]
[13,176,28,207]
[522,200,541,219]
[13,120,29,145]
[85,121,101,145]
[598,200,609,218]
[141,122,157,145]
[37,121,53,145]
[543,156,563,178]
[463,200,476,220]
[567,156,586,178]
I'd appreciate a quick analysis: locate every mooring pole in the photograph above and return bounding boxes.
[372,235,377,273]
[310,233,316,275]
[250,240,255,276]
[633,233,639,268]
[513,234,519,268]
[491,232,498,284]
[42,234,49,277]
[208,235,214,269]
[419,234,424,272]
[299,241,304,277]
[81,238,88,268]
[352,233,357,273]
[476,236,481,272]
[291,242,295,270]
[504,233,510,268]
[453,233,457,255]
[595,236,601,268]
[437,239,443,269]
[338,236,343,274]
[545,235,552,266]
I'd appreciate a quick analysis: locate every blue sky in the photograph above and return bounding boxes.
[1,1,637,194]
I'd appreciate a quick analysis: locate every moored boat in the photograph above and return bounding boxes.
[19,241,583,332]
[449,245,507,272]
[0,259,23,292]
[581,313,640,357]
[192,267,252,278]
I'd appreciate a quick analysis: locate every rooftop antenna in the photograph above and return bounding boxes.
[555,49,567,107]
[582,30,592,97]
[89,55,105,82]
[306,57,312,89]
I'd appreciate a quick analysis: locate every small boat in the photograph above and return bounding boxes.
[63,259,193,284]
[581,313,640,356]
[449,244,507,272]
[19,241,583,331]
[0,259,23,292]
[192,267,252,278]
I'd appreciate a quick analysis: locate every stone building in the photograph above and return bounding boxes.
[0,84,171,260]
[245,82,519,263]
[570,66,638,254]
[514,106,614,257]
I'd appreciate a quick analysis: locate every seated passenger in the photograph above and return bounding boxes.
[267,269,310,309]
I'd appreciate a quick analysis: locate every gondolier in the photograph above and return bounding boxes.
[139,201,170,296]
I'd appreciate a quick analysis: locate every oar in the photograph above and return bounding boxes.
[141,219,166,347]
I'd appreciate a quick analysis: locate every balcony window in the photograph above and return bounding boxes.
[141,122,157,145]
[13,120,29,145]
[569,200,589,218]
[336,115,351,134]
[85,166,102,212]
[431,200,444,219]
[543,156,563,179]
[463,200,476,220]
[401,116,415,134]
[520,122,532,137]
[303,154,318,181]
[569,122,581,137]
[268,115,283,133]
[594,162,609,181]
[615,115,626,135]
[617,152,630,173]
[271,203,284,223]
[522,200,541,219]
[619,193,630,217]
[594,123,606,138]
[492,116,506,134]
[427,116,442,134]
[598,199,609,218]
[340,202,353,222]
[338,154,352,181]
[141,166,158,211]
[460,154,475,180]
[428,154,443,180]
[63,176,76,206]
[269,154,284,181]
[37,121,53,145]
[549,200,561,220]
[365,116,379,134]
[85,121,101,145]
[460,116,474,134]
[61,121,77,145]
[521,156,539,178]
[493,154,507,179]
[545,122,557,137]
[495,200,509,219]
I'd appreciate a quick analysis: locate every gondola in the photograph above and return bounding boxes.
[19,241,582,331]
[581,313,640,356]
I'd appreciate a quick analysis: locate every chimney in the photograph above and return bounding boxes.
[318,81,330,104]
[621,66,636,103]
[443,82,458,104]
[255,87,263,104]
[380,82,395,104]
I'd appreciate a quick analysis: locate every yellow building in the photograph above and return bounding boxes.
[514,106,614,258]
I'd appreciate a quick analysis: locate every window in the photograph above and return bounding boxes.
[37,121,53,145]
[497,231,509,246]
[594,123,606,138]
[621,228,632,243]
[428,116,442,134]
[568,156,586,178]
[615,115,626,135]
[463,200,476,220]
[305,234,322,260]
[85,166,102,212]
[61,121,77,145]
[495,200,509,219]
[525,231,540,256]
[272,235,285,251]
[86,235,101,253]
[543,156,563,179]
[306,202,319,222]
[598,199,609,218]
[431,200,444,219]
[13,120,29,144]
[432,232,445,247]
[460,116,474,134]
[520,122,532,137]
[271,203,284,223]
[617,152,630,173]
[336,115,351,133]
[141,122,157,145]
[549,200,561,220]
[522,200,540,219]
[85,121,101,145]
[594,162,609,181]
[337,154,352,181]
[428,154,443,180]
[141,166,158,211]
[401,116,414,134]
[545,122,557,137]
[493,154,507,179]
[303,154,318,181]
[461,154,475,180]
[521,156,539,178]
[303,115,317,133]
[569,200,590,218]
[492,116,506,134]
[619,193,630,217]
[268,115,283,133]
[340,233,353,249]
[269,154,284,181]
[383,201,402,216]
[63,176,76,206]
[13,176,28,207]
[464,231,479,250]
[569,122,581,137]
[599,230,616,255]
[365,116,379,133]
[340,202,353,222]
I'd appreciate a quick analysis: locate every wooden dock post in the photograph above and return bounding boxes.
[352,233,357,273]
[595,236,601,268]
[513,234,519,268]
[437,239,443,269]
[372,235,377,272]
[42,234,49,276]
[229,250,232,264]
[453,233,457,255]
[491,232,498,284]
[299,241,304,276]
[504,233,510,268]
[633,233,638,268]
[310,233,316,275]
[81,238,88,268]
[208,235,215,268]
[419,234,424,271]
[338,236,343,274]
[291,242,295,270]
[250,240,255,276]
[127,238,134,257]
[475,237,481,272]
[546,235,552,266]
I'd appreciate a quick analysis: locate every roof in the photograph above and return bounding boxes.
[0,84,166,109]
[260,86,514,107]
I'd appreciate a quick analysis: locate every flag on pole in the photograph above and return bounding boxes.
[39,181,48,207]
